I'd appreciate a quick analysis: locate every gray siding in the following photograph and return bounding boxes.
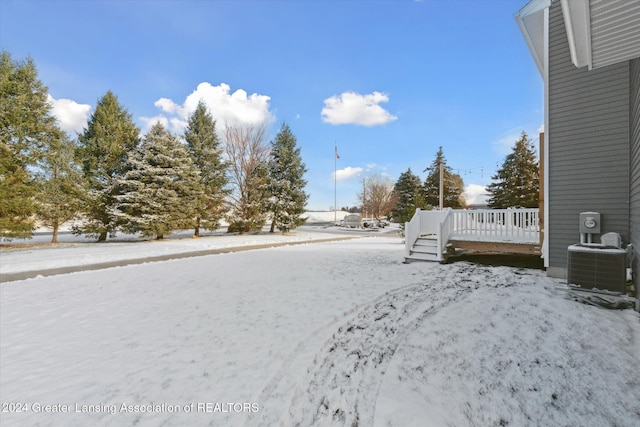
[547,2,630,273]
[631,57,640,298]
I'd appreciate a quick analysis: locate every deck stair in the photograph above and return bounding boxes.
[406,236,440,262]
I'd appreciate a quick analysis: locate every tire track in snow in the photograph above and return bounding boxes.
[241,279,431,427]
[277,262,485,427]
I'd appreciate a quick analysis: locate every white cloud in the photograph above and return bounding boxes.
[538,123,544,133]
[170,117,188,133]
[463,184,490,206]
[154,97,181,115]
[333,166,363,181]
[47,94,91,134]
[139,115,169,130]
[145,82,274,133]
[321,91,397,126]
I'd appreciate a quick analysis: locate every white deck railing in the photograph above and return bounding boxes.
[405,208,540,260]
[448,208,540,242]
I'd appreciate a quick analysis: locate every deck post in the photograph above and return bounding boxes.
[539,132,545,251]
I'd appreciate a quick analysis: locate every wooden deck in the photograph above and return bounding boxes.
[405,208,542,262]
[448,239,541,256]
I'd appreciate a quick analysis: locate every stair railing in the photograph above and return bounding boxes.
[437,208,453,261]
[404,208,422,258]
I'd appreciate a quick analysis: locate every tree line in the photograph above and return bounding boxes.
[390,135,539,226]
[355,136,539,226]
[1,51,308,242]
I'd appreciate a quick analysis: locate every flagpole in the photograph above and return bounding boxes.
[334,142,337,224]
[439,161,444,210]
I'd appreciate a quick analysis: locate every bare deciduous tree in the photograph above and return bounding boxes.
[224,123,270,233]
[359,174,396,221]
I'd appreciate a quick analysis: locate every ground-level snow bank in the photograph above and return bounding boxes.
[1,238,639,427]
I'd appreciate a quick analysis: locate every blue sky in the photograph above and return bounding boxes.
[1,0,542,210]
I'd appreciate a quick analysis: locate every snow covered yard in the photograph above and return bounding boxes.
[1,237,639,427]
[0,228,364,277]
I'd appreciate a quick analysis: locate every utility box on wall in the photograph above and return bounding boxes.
[579,212,601,244]
[579,212,601,234]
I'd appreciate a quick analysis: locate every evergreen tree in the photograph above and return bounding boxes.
[487,131,539,208]
[184,101,228,236]
[391,168,426,225]
[113,123,203,239]
[0,51,59,238]
[0,51,56,164]
[0,142,35,239]
[423,147,464,209]
[76,90,139,241]
[35,130,86,243]
[242,160,270,232]
[267,123,308,233]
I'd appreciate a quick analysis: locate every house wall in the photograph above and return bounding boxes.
[547,2,630,277]
[630,57,640,298]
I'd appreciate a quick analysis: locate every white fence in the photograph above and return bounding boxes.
[406,208,540,260]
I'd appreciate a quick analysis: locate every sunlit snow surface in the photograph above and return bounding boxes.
[1,235,639,427]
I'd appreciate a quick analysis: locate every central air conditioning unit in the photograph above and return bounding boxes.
[567,212,627,293]
[567,244,626,293]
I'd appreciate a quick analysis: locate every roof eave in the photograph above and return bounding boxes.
[515,0,550,77]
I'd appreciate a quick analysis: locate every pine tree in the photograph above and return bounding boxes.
[423,147,464,209]
[391,168,426,225]
[0,51,56,164]
[76,90,139,241]
[0,142,35,239]
[0,51,59,239]
[243,160,270,232]
[267,123,308,233]
[35,130,86,243]
[113,123,203,239]
[184,101,228,236]
[487,131,539,208]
